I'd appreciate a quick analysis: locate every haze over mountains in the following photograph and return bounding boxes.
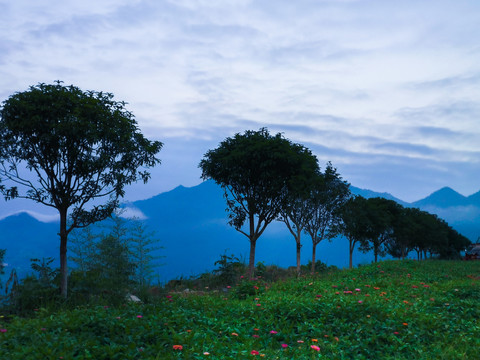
[1,181,479,282]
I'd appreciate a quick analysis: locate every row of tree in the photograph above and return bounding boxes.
[199,128,470,278]
[0,81,471,297]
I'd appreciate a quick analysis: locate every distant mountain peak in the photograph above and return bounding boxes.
[413,187,467,208]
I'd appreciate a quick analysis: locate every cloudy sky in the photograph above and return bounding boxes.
[1,0,480,218]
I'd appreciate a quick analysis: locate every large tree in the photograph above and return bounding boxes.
[304,162,350,273]
[0,82,162,297]
[199,128,318,279]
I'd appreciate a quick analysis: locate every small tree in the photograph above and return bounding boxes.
[199,128,318,279]
[339,195,370,268]
[305,163,350,273]
[0,82,162,297]
[278,167,320,277]
[360,198,402,262]
[129,219,163,287]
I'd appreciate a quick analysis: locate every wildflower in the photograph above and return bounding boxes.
[231,332,239,336]
[311,338,318,342]
[251,350,259,355]
[203,352,210,355]
[270,330,278,334]
[355,288,361,292]
[173,345,183,350]
[403,322,408,326]
[358,300,363,304]
[256,304,261,307]
[254,328,259,331]
[253,334,259,338]
[334,337,339,342]
[311,345,320,351]
[394,331,399,335]
[297,340,304,343]
[0,329,7,333]
[281,344,288,348]
[136,315,143,318]
[316,294,322,298]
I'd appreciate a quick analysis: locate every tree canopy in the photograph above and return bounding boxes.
[199,128,319,278]
[0,81,162,297]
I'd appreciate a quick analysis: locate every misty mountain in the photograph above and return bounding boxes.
[1,181,479,282]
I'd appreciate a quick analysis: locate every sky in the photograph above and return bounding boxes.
[1,0,480,220]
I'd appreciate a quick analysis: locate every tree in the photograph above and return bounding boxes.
[360,198,402,263]
[278,165,320,277]
[129,219,163,287]
[0,82,162,297]
[199,128,318,279]
[304,163,350,273]
[339,195,370,268]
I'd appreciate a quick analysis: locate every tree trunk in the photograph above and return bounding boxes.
[311,243,317,274]
[59,208,68,298]
[248,239,256,280]
[374,249,378,263]
[248,213,256,280]
[296,240,301,277]
[349,240,354,269]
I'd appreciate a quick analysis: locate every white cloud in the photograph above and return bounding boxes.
[1,0,480,204]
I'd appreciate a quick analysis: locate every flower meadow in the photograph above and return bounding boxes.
[1,260,479,359]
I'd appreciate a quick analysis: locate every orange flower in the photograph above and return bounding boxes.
[231,332,239,336]
[173,345,183,350]
[311,338,318,342]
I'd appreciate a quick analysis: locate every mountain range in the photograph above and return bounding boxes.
[1,181,479,282]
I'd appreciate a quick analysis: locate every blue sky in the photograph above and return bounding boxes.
[1,0,480,219]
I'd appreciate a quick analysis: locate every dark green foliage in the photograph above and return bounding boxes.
[0,81,163,297]
[199,128,319,279]
[305,162,350,273]
[68,215,162,304]
[213,253,243,286]
[129,219,163,287]
[5,258,60,315]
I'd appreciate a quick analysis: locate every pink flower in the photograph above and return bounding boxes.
[137,315,143,318]
[281,344,288,348]
[0,329,7,333]
[355,288,361,292]
[311,345,320,351]
[251,350,259,355]
[270,330,278,334]
[358,300,363,304]
[253,334,259,338]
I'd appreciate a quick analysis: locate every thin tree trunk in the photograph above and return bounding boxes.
[349,240,354,269]
[311,243,317,274]
[296,240,301,277]
[374,249,378,263]
[59,208,68,298]
[248,239,256,280]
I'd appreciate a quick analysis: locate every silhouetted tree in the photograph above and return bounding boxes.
[0,82,162,297]
[360,197,402,262]
[339,195,370,268]
[304,163,350,273]
[199,128,318,279]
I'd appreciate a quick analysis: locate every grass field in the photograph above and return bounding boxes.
[1,260,479,359]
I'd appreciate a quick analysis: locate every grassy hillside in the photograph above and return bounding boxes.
[1,260,479,359]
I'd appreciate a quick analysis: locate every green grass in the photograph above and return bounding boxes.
[1,260,479,359]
